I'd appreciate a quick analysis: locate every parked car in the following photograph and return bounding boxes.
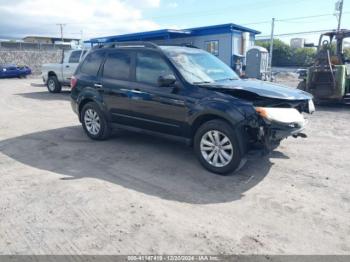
[41,49,87,93]
[70,42,315,175]
[0,64,31,78]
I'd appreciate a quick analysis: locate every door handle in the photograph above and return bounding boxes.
[131,89,144,94]
[65,65,70,68]
[94,83,103,88]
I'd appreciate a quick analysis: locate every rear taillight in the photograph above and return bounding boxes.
[70,76,77,89]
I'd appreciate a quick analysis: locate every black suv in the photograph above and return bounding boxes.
[71,42,315,174]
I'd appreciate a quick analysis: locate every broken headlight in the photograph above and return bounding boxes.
[255,107,306,126]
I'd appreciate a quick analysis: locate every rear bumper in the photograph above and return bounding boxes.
[71,99,79,116]
[42,73,47,84]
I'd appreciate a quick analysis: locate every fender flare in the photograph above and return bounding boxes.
[76,91,109,122]
[189,102,250,154]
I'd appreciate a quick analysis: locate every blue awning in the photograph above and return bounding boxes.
[87,23,260,44]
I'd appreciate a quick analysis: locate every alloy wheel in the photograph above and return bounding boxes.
[84,109,101,135]
[200,130,233,167]
[48,79,55,91]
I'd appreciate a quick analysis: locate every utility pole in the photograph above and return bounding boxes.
[56,23,66,42]
[269,18,275,81]
[335,0,344,32]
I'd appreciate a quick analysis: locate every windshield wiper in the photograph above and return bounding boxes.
[216,78,238,82]
[193,81,213,85]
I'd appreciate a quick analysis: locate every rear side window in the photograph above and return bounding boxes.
[103,52,131,81]
[68,51,82,63]
[136,52,173,85]
[80,51,105,76]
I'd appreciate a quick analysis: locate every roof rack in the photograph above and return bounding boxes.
[176,43,199,49]
[159,43,199,49]
[93,41,160,50]
[92,41,200,50]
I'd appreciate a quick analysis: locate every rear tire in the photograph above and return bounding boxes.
[47,75,62,93]
[81,102,111,140]
[194,120,242,175]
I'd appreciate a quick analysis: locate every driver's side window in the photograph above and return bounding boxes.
[136,52,173,86]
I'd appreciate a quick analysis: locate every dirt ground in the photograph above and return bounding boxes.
[0,77,349,255]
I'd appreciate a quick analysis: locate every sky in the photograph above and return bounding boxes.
[0,0,348,44]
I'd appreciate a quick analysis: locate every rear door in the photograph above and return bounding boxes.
[100,50,135,125]
[76,50,106,92]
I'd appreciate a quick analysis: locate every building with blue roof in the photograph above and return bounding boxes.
[88,23,261,67]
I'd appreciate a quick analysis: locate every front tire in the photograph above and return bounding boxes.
[81,102,111,140]
[194,120,242,175]
[47,75,62,93]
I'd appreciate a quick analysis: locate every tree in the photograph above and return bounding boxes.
[255,39,316,67]
[292,48,316,67]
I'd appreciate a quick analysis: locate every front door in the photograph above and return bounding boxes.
[125,50,188,136]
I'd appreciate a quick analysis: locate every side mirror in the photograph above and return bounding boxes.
[158,74,176,87]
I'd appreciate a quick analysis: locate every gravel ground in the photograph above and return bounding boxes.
[0,78,349,255]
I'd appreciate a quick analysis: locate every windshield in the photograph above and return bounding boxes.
[161,46,239,84]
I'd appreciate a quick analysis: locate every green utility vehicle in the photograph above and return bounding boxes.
[298,30,350,103]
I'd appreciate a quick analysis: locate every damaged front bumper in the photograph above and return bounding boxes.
[257,120,307,151]
[247,105,313,152]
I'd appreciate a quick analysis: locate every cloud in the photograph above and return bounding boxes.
[167,2,178,8]
[0,0,161,40]
[125,0,160,8]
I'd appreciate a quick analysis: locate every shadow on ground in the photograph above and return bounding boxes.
[0,126,276,204]
[30,83,46,87]
[16,91,71,101]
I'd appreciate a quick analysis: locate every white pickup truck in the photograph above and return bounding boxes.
[41,49,87,93]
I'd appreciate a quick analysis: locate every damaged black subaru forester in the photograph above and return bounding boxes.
[71,42,315,175]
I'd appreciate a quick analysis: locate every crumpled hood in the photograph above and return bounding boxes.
[208,79,313,100]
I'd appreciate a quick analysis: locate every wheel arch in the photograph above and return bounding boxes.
[191,113,232,138]
[48,71,57,77]
[78,98,94,120]
[190,112,248,155]
[77,96,108,122]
